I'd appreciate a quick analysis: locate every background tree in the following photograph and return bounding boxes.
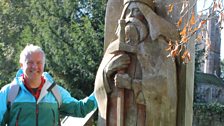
[221,59,224,80]
[0,0,30,88]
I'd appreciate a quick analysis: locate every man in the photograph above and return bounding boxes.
[0,44,97,126]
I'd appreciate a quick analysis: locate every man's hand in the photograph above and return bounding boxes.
[104,53,130,78]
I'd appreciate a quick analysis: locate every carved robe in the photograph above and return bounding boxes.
[94,2,179,126]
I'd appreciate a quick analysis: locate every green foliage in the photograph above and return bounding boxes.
[0,1,29,87]
[0,0,106,98]
[193,103,224,125]
[194,103,224,116]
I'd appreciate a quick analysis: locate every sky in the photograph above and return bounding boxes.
[197,0,224,60]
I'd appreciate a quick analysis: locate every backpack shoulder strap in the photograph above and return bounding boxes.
[47,82,62,126]
[7,81,20,109]
[47,82,62,108]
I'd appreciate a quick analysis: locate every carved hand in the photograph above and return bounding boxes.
[114,73,132,89]
[104,53,130,78]
[106,40,137,54]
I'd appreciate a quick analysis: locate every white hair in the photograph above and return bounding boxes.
[19,44,45,64]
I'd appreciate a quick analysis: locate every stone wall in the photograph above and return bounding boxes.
[194,83,224,104]
[193,73,224,126]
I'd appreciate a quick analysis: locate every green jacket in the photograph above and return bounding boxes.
[0,72,97,126]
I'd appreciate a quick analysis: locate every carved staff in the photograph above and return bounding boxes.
[116,19,126,126]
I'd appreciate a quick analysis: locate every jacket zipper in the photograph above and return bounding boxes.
[58,107,61,126]
[51,109,56,126]
[36,102,39,126]
[16,108,22,126]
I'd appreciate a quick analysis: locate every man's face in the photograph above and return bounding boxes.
[21,52,45,82]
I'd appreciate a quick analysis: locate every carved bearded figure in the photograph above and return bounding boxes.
[94,0,179,126]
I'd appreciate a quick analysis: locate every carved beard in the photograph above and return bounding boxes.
[125,17,149,43]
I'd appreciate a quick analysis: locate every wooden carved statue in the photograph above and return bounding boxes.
[94,0,179,126]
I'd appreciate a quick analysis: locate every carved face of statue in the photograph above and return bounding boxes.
[125,2,144,20]
[124,2,148,44]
